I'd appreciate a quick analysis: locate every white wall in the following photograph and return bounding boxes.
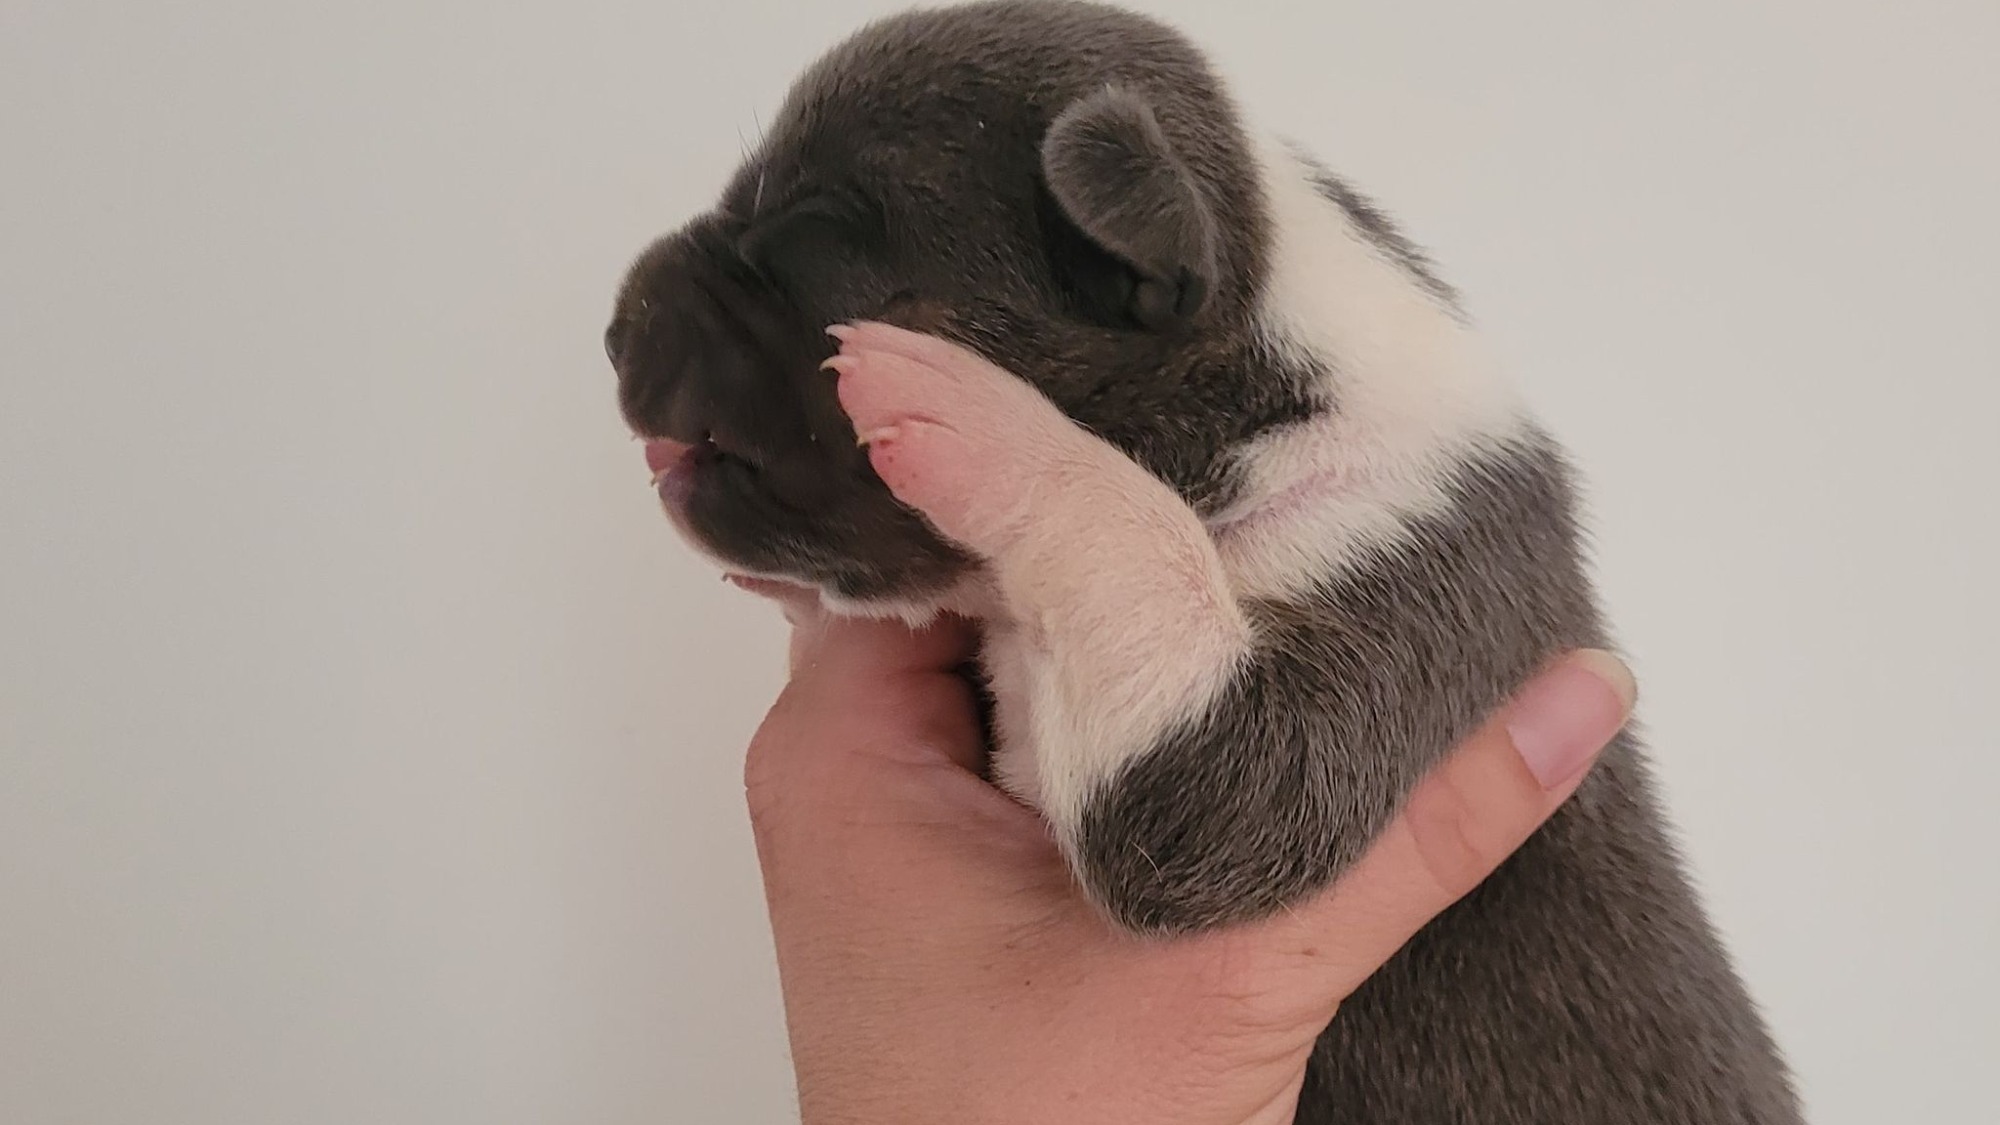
[2,1,1993,1122]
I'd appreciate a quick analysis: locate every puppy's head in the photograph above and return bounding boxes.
[608,1,1293,604]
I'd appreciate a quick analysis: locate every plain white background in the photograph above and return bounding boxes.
[3,1,1995,1121]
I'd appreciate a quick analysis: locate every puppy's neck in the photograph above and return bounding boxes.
[1207,138,1530,601]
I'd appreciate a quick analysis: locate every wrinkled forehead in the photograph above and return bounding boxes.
[720,67,1053,227]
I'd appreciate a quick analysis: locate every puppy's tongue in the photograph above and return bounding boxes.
[643,439,693,474]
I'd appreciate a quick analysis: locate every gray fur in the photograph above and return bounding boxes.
[1078,432,1596,933]
[606,2,1802,1120]
[1042,86,1221,327]
[1293,149,1462,309]
[1306,734,1800,1123]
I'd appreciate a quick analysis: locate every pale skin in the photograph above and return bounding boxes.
[736,324,1638,1124]
[749,607,1633,1125]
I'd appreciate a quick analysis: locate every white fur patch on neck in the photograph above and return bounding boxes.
[1210,139,1529,601]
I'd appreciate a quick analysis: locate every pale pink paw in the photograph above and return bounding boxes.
[827,321,1081,554]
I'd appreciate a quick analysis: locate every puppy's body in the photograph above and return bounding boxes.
[608,3,1801,1120]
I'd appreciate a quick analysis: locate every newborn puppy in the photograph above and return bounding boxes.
[606,2,1802,1121]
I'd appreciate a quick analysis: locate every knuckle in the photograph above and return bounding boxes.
[1404,769,1510,899]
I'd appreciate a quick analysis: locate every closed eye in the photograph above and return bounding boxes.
[736,192,883,293]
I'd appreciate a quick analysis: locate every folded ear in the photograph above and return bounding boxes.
[1041,87,1219,331]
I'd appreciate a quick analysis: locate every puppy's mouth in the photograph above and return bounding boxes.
[642,436,717,507]
[628,410,971,603]
[637,406,785,504]
[611,232,973,601]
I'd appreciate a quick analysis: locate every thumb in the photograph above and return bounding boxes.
[1272,650,1638,994]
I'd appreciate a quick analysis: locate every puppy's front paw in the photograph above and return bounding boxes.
[830,323,1270,928]
[826,321,1093,559]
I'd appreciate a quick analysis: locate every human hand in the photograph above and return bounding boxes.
[742,595,1635,1125]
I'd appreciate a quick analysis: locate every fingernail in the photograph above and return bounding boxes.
[1504,650,1637,789]
[825,324,855,341]
[820,355,857,376]
[856,424,898,448]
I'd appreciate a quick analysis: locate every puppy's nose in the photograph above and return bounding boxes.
[604,316,631,368]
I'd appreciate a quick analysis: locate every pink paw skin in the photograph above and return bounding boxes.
[823,324,1251,821]
[823,321,1236,610]
[825,321,1085,559]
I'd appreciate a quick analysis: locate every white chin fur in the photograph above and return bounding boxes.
[816,572,998,629]
[816,587,947,627]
